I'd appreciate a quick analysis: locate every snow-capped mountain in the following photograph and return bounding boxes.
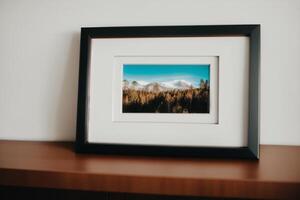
[123,80,194,92]
[161,80,193,90]
[123,80,149,90]
[144,82,168,93]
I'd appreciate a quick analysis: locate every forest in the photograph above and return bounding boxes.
[122,80,209,113]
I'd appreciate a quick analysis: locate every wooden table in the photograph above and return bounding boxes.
[0,141,299,199]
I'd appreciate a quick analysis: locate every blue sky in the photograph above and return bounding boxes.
[123,64,210,87]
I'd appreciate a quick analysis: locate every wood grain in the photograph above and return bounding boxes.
[0,141,299,199]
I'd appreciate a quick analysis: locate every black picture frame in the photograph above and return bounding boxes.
[75,25,260,159]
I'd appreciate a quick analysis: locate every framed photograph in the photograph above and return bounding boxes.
[76,25,260,159]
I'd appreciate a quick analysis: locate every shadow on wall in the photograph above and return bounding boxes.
[54,32,80,141]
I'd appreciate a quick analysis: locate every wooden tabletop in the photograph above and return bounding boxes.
[0,141,299,199]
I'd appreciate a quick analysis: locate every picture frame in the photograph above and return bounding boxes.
[75,25,260,159]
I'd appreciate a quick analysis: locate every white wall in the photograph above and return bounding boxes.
[0,0,299,145]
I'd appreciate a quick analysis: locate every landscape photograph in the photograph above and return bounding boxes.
[122,64,210,113]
